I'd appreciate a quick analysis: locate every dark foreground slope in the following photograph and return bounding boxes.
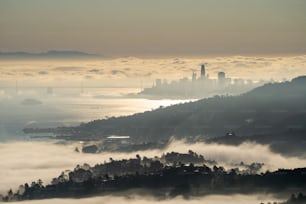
[2,152,306,202]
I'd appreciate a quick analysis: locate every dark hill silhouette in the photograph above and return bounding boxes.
[2,151,306,202]
[23,76,306,155]
[68,76,306,140]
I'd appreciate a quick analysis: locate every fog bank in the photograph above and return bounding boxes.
[1,140,306,194]
[7,194,281,204]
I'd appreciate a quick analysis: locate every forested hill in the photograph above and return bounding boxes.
[43,76,306,142]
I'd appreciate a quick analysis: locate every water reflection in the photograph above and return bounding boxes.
[0,87,193,141]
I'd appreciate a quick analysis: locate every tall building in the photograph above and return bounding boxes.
[218,72,226,80]
[201,64,206,78]
[192,72,197,81]
[155,79,162,87]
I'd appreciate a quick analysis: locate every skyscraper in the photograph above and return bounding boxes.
[201,64,206,78]
[218,72,227,85]
[155,79,162,87]
[218,72,226,80]
[192,72,197,81]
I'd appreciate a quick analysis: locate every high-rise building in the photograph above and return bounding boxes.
[234,78,244,85]
[201,64,206,78]
[192,72,197,81]
[218,72,226,80]
[155,79,162,87]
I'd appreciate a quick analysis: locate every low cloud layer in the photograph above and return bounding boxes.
[1,140,305,194]
[7,194,281,204]
[1,55,306,88]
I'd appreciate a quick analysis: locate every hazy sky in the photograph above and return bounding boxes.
[1,0,306,56]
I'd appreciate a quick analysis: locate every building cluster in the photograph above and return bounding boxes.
[141,64,267,98]
[155,64,256,88]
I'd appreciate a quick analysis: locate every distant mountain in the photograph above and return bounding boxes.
[0,50,100,59]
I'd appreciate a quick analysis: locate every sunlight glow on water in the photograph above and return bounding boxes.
[0,87,194,141]
[55,97,194,122]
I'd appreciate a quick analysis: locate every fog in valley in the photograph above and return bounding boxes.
[6,194,281,204]
[1,140,305,195]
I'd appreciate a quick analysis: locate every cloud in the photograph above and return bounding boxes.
[23,73,34,77]
[52,66,83,72]
[172,58,186,65]
[1,140,306,194]
[110,69,126,76]
[165,140,306,170]
[84,75,94,79]
[0,55,306,87]
[38,71,48,75]
[6,194,282,204]
[88,69,100,73]
[3,72,14,76]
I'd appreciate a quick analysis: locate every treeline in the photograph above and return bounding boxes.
[1,151,305,202]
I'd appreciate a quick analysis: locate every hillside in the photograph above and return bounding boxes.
[70,76,306,143]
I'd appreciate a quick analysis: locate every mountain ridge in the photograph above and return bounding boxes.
[23,75,306,157]
[56,76,306,141]
[0,50,100,59]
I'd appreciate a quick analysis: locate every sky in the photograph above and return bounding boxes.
[1,0,306,57]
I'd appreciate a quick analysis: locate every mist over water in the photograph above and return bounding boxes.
[0,87,191,141]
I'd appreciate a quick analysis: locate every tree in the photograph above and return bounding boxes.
[18,185,25,195]
[37,179,43,187]
[7,189,13,197]
[289,193,296,201]
[104,174,110,180]
[51,178,59,185]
